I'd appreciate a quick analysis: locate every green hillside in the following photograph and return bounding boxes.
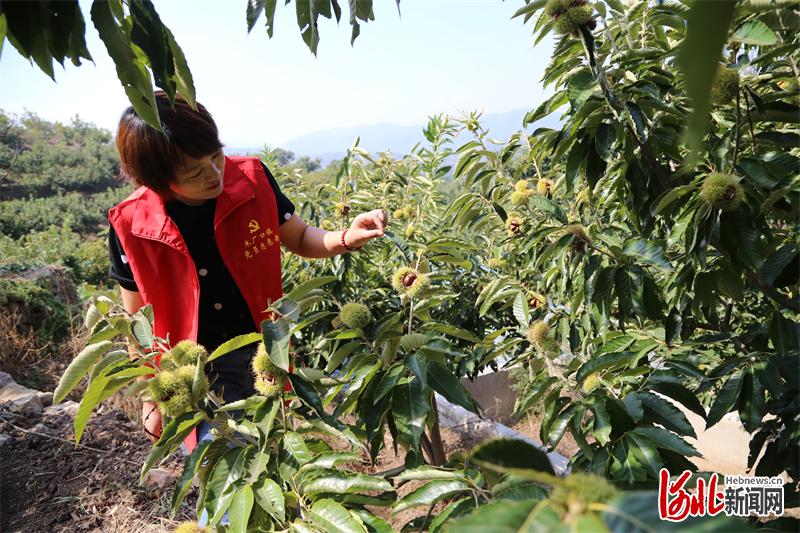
[0,111,130,285]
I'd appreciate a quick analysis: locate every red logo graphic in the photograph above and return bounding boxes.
[658,469,725,521]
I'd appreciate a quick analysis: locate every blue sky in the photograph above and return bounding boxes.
[0,0,554,148]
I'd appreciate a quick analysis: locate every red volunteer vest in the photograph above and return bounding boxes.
[109,156,283,451]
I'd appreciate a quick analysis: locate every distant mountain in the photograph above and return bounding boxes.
[230,108,561,165]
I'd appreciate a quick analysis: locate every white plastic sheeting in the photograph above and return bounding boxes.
[434,392,570,476]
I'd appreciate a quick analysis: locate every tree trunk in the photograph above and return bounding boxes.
[426,397,447,466]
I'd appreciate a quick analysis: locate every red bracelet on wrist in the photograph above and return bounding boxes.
[341,229,361,252]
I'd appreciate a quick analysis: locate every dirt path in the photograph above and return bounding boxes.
[685,411,757,476]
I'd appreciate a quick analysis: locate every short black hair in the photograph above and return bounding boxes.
[116,91,222,198]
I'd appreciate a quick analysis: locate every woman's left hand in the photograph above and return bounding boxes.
[344,209,388,249]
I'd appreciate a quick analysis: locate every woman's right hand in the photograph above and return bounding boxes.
[142,401,162,443]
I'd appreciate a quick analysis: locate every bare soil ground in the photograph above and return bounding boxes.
[0,404,193,533]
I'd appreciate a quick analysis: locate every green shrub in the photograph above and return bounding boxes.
[0,187,131,239]
[0,276,71,344]
[0,111,120,200]
[0,225,111,286]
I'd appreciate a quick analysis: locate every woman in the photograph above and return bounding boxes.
[108,91,387,447]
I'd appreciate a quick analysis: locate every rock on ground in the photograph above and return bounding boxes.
[143,467,180,490]
[43,401,79,417]
[0,370,44,415]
